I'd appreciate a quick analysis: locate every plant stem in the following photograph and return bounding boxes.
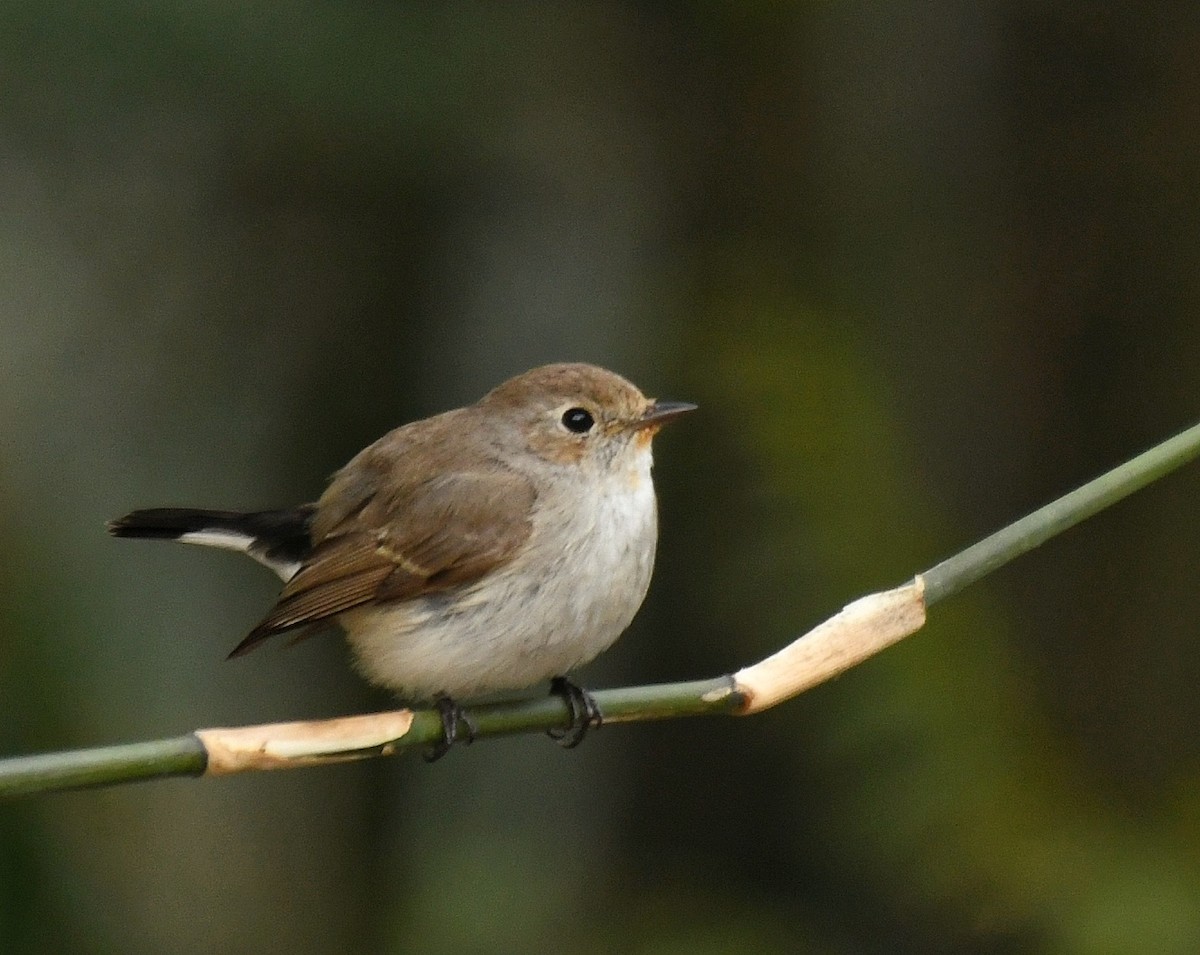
[922,420,1200,605]
[0,737,206,797]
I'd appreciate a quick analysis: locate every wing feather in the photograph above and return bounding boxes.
[231,417,536,656]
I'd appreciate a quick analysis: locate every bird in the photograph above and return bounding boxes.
[108,362,695,758]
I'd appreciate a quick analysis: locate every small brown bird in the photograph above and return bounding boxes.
[109,363,694,757]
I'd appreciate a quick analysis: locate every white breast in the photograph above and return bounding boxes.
[340,448,659,700]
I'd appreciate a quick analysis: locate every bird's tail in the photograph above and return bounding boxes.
[107,506,315,581]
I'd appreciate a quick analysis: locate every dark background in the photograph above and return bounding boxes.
[4,4,1200,953]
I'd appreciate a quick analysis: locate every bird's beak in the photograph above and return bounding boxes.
[630,399,698,431]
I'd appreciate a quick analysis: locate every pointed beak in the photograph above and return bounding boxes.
[630,399,698,431]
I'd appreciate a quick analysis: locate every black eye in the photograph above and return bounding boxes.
[561,407,595,434]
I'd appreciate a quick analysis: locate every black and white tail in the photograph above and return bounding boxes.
[107,506,315,581]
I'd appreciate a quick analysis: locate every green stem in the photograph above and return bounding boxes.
[464,676,741,739]
[0,736,207,797]
[922,420,1200,605]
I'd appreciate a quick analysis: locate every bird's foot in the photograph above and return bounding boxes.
[424,694,477,763]
[547,676,603,748]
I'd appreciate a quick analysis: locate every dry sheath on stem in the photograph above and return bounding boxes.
[734,578,927,714]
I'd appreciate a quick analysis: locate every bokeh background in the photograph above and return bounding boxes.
[4,4,1200,953]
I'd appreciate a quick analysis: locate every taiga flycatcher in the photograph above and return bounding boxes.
[109,363,694,758]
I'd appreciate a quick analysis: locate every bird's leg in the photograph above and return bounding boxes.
[547,676,604,748]
[424,694,477,762]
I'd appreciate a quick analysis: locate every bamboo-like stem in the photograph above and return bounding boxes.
[922,420,1200,605]
[0,737,208,798]
[4,420,1200,798]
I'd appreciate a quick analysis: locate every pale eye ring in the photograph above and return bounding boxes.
[561,407,595,434]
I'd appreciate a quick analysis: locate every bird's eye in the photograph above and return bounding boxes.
[561,407,595,434]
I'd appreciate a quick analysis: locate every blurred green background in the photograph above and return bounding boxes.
[4,3,1200,953]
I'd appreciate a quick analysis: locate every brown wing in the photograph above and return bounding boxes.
[228,421,536,656]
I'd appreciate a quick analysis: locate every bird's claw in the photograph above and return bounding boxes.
[547,676,603,748]
[424,694,476,762]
